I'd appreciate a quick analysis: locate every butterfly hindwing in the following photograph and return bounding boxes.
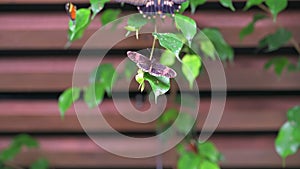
[127,51,177,78]
[150,61,177,78]
[114,0,148,6]
[65,2,77,23]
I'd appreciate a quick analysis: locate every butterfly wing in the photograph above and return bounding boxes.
[172,0,187,4]
[127,51,151,72]
[114,0,148,6]
[65,2,77,21]
[149,61,177,78]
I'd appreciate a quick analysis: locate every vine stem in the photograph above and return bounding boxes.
[258,4,300,56]
[149,22,157,60]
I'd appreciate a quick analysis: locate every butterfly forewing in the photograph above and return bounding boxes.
[114,0,148,6]
[127,51,177,78]
[150,61,177,78]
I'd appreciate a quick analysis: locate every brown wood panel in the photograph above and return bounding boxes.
[0,0,299,4]
[0,55,299,92]
[0,96,298,132]
[0,11,299,49]
[0,135,299,168]
[2,0,292,4]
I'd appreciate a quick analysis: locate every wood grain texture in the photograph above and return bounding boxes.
[0,55,299,91]
[0,96,298,133]
[0,136,299,168]
[0,11,299,49]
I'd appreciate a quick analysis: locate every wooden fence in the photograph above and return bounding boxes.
[0,0,300,168]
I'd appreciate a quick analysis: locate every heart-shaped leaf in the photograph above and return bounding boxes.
[287,106,300,126]
[144,73,170,103]
[219,0,235,11]
[178,152,201,169]
[199,160,220,169]
[84,83,105,108]
[259,28,292,52]
[153,33,184,59]
[90,64,117,96]
[264,56,289,76]
[198,142,222,163]
[275,122,300,159]
[240,14,266,40]
[160,50,176,66]
[243,0,264,11]
[90,0,110,19]
[182,54,202,89]
[175,14,197,46]
[266,0,287,22]
[101,9,121,26]
[68,8,91,42]
[190,0,206,13]
[58,87,81,118]
[202,28,234,61]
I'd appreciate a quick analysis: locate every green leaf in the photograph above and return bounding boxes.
[243,0,264,11]
[30,158,49,169]
[101,9,121,26]
[240,14,266,40]
[157,109,179,127]
[202,28,234,61]
[90,0,110,19]
[178,152,201,169]
[275,122,300,159]
[176,113,195,134]
[153,33,184,58]
[199,160,220,169]
[259,28,292,52]
[0,134,38,162]
[179,1,190,13]
[160,50,176,66]
[12,134,38,148]
[219,0,235,11]
[58,87,81,118]
[266,0,288,22]
[198,142,222,163]
[200,37,216,59]
[144,73,170,103]
[89,64,117,95]
[175,14,197,46]
[127,14,148,30]
[264,57,289,76]
[68,9,91,42]
[182,54,201,89]
[84,83,105,108]
[287,106,300,126]
[190,0,206,13]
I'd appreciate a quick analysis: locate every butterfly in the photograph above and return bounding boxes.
[65,2,77,24]
[127,51,177,78]
[115,0,186,18]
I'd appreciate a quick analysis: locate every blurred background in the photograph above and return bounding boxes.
[0,0,300,168]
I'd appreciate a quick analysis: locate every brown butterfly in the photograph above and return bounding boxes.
[127,51,177,78]
[65,2,77,24]
[114,0,186,18]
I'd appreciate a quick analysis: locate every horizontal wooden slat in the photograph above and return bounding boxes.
[0,96,298,133]
[0,55,299,92]
[0,135,299,168]
[0,0,299,4]
[0,11,299,49]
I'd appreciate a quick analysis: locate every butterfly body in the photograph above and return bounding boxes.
[65,2,77,24]
[115,0,186,18]
[127,51,177,78]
